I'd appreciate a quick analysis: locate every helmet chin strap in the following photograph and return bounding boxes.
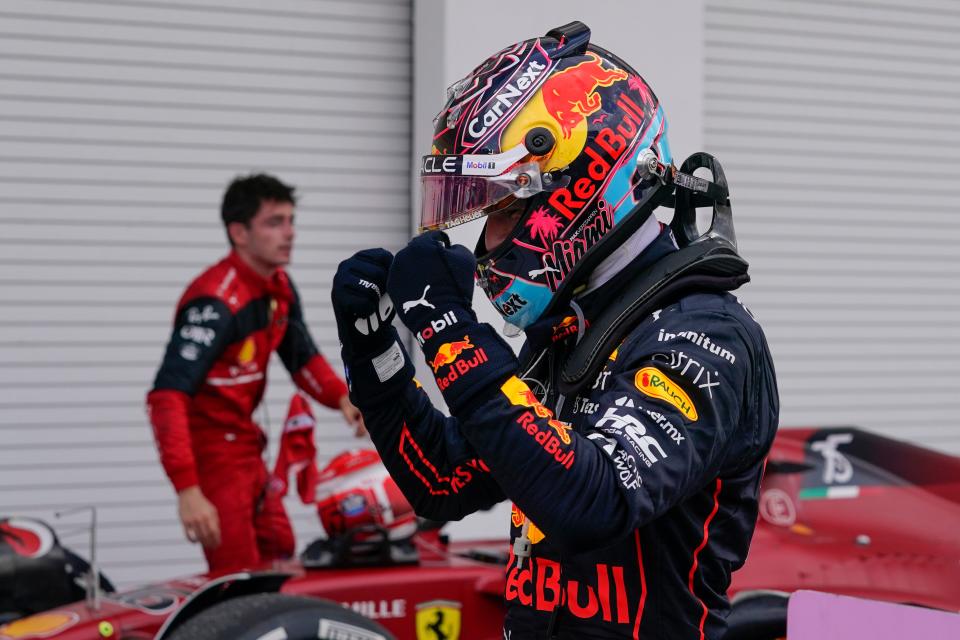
[581,213,664,296]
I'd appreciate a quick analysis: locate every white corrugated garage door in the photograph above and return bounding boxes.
[704,0,960,453]
[0,0,412,586]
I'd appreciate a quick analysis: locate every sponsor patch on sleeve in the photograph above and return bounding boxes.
[501,376,575,469]
[634,366,698,421]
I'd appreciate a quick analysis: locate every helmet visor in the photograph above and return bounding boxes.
[418,144,542,233]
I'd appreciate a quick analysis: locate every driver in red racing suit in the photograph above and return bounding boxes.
[331,24,779,639]
[148,173,363,573]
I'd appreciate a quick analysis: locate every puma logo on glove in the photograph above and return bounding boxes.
[402,285,436,312]
[386,231,518,414]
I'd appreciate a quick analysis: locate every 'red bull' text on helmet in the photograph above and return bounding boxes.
[420,22,673,330]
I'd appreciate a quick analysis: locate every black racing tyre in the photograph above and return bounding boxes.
[166,593,395,640]
[725,593,788,640]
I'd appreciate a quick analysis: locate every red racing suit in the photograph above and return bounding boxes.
[147,251,347,573]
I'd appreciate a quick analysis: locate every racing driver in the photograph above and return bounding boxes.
[148,173,364,573]
[331,23,779,639]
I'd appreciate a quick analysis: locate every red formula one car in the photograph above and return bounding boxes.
[2,427,958,640]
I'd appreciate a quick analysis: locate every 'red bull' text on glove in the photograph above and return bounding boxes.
[387,231,517,415]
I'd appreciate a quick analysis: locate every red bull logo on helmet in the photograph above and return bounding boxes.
[541,52,628,139]
[546,90,652,222]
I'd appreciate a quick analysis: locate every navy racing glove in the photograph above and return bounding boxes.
[331,248,398,362]
[387,231,517,414]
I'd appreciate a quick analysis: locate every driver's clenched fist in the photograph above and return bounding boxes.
[177,486,221,549]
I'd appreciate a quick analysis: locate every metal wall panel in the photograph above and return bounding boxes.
[0,0,412,587]
[705,0,960,452]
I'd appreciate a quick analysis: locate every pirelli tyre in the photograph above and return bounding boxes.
[725,592,788,640]
[166,593,395,640]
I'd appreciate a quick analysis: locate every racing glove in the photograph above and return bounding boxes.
[331,248,398,361]
[387,231,517,414]
[332,248,417,405]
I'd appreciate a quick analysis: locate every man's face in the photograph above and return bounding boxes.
[231,199,295,269]
[482,198,525,254]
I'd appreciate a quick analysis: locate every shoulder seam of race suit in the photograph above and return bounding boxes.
[180,256,235,300]
[614,305,752,373]
[178,252,276,315]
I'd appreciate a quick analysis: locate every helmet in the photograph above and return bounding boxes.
[1,518,112,618]
[420,22,672,330]
[315,449,417,546]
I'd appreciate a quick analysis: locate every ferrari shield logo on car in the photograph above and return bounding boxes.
[415,600,461,640]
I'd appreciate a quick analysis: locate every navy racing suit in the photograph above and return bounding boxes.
[345,236,779,639]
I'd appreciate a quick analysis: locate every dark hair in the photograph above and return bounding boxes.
[221,173,297,243]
